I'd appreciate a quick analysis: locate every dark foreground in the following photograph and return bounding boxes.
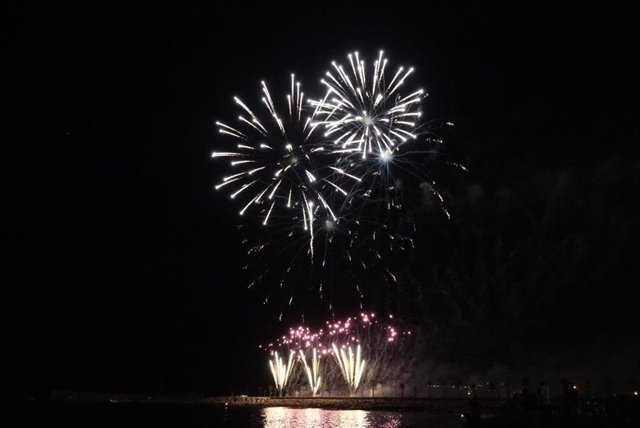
[3,401,461,428]
[3,395,639,427]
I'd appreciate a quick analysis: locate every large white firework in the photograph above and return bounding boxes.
[211,75,350,257]
[306,51,430,251]
[210,53,456,317]
[310,50,425,163]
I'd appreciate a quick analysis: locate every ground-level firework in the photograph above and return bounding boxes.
[299,348,322,396]
[261,312,414,396]
[268,351,295,396]
[332,343,366,393]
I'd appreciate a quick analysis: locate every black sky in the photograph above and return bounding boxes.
[2,1,639,396]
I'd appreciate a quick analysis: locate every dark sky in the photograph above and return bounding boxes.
[2,1,639,396]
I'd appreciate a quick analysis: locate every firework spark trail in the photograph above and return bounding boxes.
[269,350,295,396]
[299,348,322,396]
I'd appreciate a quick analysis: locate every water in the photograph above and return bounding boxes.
[253,407,460,427]
[6,402,463,428]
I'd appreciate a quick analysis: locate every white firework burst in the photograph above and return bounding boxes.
[211,75,350,257]
[210,52,457,317]
[309,50,425,163]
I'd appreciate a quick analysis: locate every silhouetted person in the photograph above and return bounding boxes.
[568,383,579,415]
[563,382,579,419]
[537,381,551,421]
[469,395,481,427]
[520,386,535,413]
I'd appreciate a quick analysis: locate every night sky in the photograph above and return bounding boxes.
[2,2,639,397]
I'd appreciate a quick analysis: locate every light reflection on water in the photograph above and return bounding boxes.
[262,407,402,428]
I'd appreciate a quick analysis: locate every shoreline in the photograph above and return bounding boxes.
[210,396,503,411]
[49,391,503,411]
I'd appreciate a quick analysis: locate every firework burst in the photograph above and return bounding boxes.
[211,51,460,319]
[310,50,424,162]
[211,75,348,258]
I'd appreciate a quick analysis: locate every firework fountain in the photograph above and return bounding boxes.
[268,350,295,397]
[262,312,412,396]
[332,343,366,394]
[299,348,322,396]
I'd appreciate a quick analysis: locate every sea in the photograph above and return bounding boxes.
[5,401,465,428]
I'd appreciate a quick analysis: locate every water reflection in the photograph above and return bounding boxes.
[262,407,401,428]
